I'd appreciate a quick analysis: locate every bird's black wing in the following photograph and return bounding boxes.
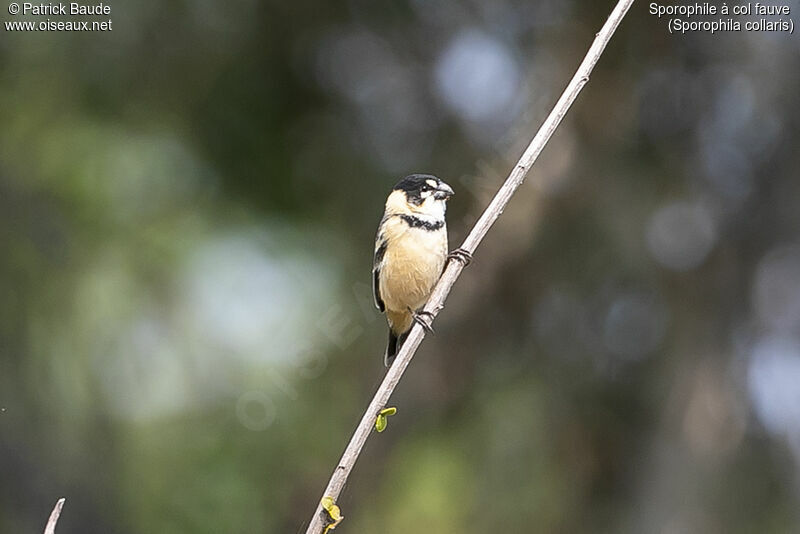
[373,234,387,312]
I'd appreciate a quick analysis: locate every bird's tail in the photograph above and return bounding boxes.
[384,330,399,367]
[385,311,412,367]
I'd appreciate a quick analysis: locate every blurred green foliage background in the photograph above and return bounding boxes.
[2,1,800,533]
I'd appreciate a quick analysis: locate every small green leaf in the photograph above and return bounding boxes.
[328,505,342,521]
[321,497,335,513]
[375,414,387,432]
[375,406,397,433]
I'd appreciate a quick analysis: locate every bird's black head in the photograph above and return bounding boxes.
[393,174,454,205]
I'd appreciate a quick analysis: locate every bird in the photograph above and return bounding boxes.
[373,174,471,367]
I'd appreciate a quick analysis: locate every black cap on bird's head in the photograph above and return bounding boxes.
[393,174,454,204]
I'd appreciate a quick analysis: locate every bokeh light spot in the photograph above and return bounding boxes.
[646,201,717,272]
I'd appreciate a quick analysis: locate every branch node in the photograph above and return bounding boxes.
[320,497,344,533]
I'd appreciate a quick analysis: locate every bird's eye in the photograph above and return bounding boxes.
[420,185,431,192]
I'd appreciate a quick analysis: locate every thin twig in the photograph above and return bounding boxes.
[44,498,65,534]
[304,1,636,532]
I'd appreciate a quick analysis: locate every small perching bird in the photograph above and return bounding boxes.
[373,174,470,366]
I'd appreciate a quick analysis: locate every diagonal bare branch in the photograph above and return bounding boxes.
[304,1,636,532]
[44,498,65,534]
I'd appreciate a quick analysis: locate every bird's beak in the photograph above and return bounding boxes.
[435,181,454,200]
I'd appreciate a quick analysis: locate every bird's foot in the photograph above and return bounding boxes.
[447,248,473,267]
[410,309,436,334]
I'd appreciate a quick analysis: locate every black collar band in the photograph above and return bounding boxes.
[400,214,445,231]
